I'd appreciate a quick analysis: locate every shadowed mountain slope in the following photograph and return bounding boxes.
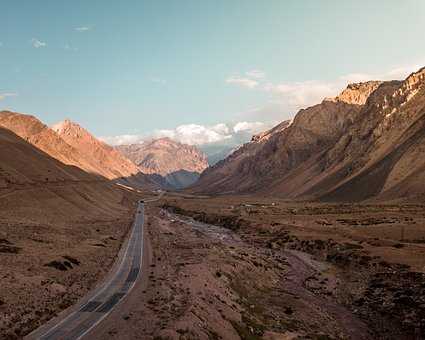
[192,69,425,202]
[0,126,96,186]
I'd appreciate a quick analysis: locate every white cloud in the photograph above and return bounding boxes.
[150,77,167,85]
[101,121,271,147]
[228,71,338,114]
[381,63,425,79]
[263,80,337,108]
[31,38,46,48]
[63,44,78,52]
[340,62,425,84]
[234,103,292,126]
[210,123,230,135]
[100,134,144,146]
[339,73,374,83]
[101,123,232,146]
[231,61,425,124]
[246,70,265,79]
[226,76,258,89]
[75,26,91,32]
[264,62,425,111]
[226,70,265,89]
[0,92,17,101]
[153,124,232,145]
[233,121,266,134]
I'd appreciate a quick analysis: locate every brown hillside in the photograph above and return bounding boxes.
[192,69,425,202]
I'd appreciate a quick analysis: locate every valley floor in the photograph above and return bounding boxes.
[2,190,425,339]
[87,194,425,339]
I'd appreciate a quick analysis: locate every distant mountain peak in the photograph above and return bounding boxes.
[51,119,86,137]
[52,118,140,179]
[116,137,208,189]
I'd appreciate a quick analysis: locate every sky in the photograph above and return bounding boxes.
[1,0,425,146]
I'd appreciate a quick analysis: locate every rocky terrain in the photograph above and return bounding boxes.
[123,194,423,340]
[117,137,208,189]
[0,125,143,338]
[192,68,425,202]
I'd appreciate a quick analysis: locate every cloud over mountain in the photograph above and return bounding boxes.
[102,122,234,146]
[101,121,268,147]
[227,62,425,125]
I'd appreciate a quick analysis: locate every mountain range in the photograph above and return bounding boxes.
[0,111,209,190]
[191,67,425,202]
[116,138,208,189]
[2,66,425,201]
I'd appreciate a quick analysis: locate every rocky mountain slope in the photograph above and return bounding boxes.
[0,111,104,178]
[0,112,141,181]
[52,119,140,180]
[117,137,208,189]
[320,68,425,201]
[191,81,378,195]
[192,68,425,202]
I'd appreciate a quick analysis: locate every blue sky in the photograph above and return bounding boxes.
[1,1,425,145]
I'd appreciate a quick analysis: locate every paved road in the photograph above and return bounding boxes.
[26,201,146,340]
